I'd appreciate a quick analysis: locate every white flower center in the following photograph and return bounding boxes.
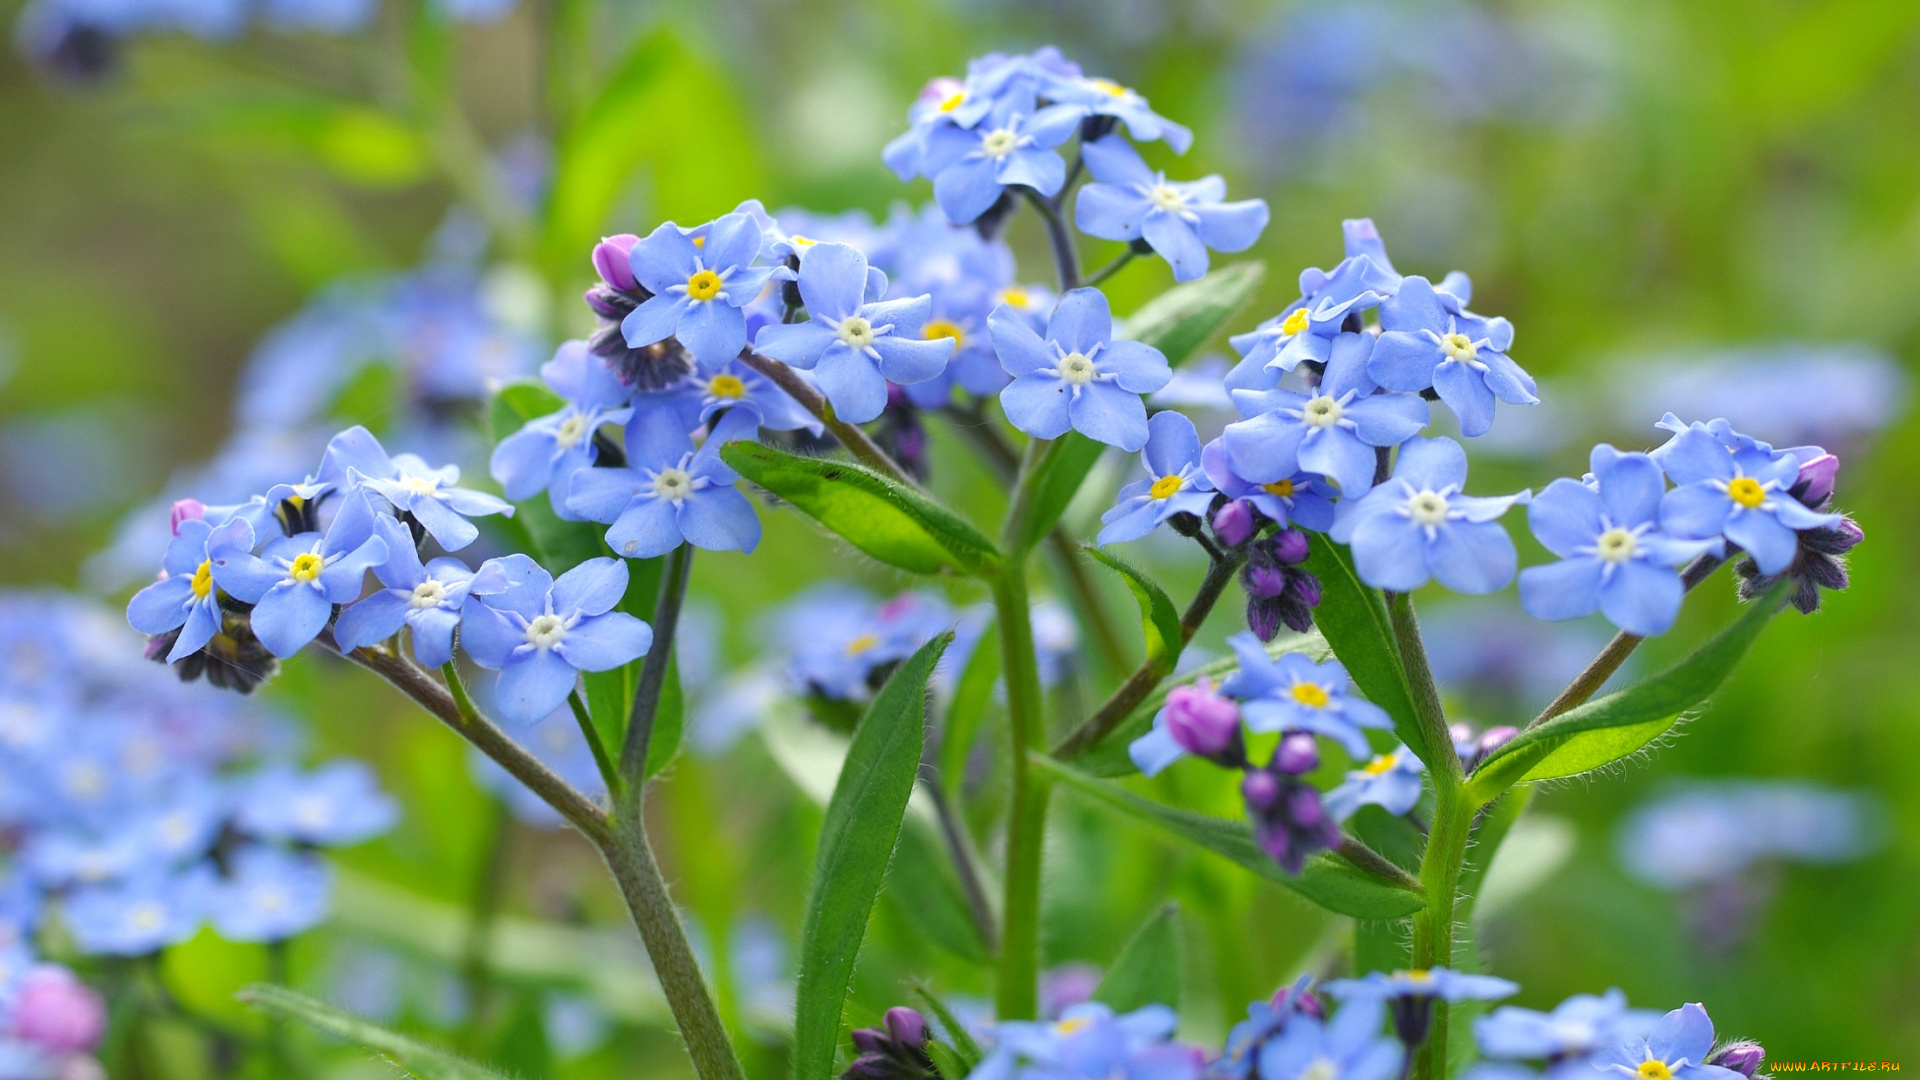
[254,887,288,913]
[1302,1058,1342,1080]
[525,613,568,650]
[1406,490,1451,526]
[1546,1018,1597,1047]
[1441,332,1479,364]
[555,414,590,450]
[293,795,332,829]
[1148,184,1186,212]
[1302,394,1345,428]
[1056,351,1097,386]
[402,474,441,499]
[1595,526,1639,564]
[409,580,449,609]
[980,128,1020,158]
[127,903,166,932]
[837,316,876,350]
[651,467,695,503]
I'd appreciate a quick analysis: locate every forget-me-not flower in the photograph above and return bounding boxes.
[489,340,636,518]
[1520,446,1724,636]
[1222,332,1429,495]
[321,425,513,552]
[1592,1004,1746,1080]
[332,515,477,667]
[991,287,1172,451]
[208,845,332,943]
[62,867,211,956]
[1098,411,1219,545]
[1323,745,1425,822]
[1369,275,1538,438]
[917,89,1084,225]
[1328,968,1519,1005]
[1128,676,1242,776]
[620,212,780,370]
[970,1002,1201,1080]
[1212,977,1322,1080]
[775,587,952,702]
[566,409,762,560]
[752,242,952,423]
[235,761,399,847]
[1200,441,1336,533]
[1476,989,1661,1070]
[207,491,389,658]
[1074,137,1268,282]
[1653,417,1840,575]
[1223,634,1392,759]
[1329,436,1530,594]
[1041,72,1193,152]
[126,517,231,663]
[1254,998,1402,1080]
[1224,219,1403,391]
[460,556,654,725]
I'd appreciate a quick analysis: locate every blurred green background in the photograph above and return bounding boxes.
[2,0,1917,1074]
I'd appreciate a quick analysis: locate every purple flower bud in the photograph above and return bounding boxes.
[1212,499,1256,547]
[169,499,205,536]
[11,967,106,1055]
[591,233,641,292]
[1476,726,1519,758]
[883,1007,926,1049]
[1284,783,1327,828]
[1270,528,1311,565]
[1708,1041,1767,1079]
[1241,768,1280,810]
[1284,570,1321,608]
[1294,989,1325,1021]
[1243,563,1287,599]
[1834,517,1864,551]
[1245,594,1284,642]
[1791,453,1840,509]
[849,1027,889,1056]
[1274,732,1319,775]
[584,283,634,320]
[1164,679,1241,758]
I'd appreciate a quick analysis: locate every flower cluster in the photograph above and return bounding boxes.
[0,961,107,1080]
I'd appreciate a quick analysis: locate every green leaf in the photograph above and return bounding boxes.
[1009,433,1106,556]
[1458,786,1532,929]
[238,984,512,1080]
[1084,548,1185,678]
[884,823,990,963]
[1301,534,1426,763]
[794,634,953,1080]
[909,984,985,1075]
[721,441,1000,576]
[1035,757,1424,919]
[1466,582,1789,804]
[1093,905,1182,1012]
[937,623,1000,796]
[488,380,603,573]
[1118,261,1267,368]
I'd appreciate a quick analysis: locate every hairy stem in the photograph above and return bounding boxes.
[993,568,1049,1020]
[1385,591,1461,784]
[1528,554,1726,730]
[1410,785,1473,1080]
[736,351,924,491]
[568,689,620,796]
[1022,188,1081,291]
[620,544,694,795]
[920,761,1000,954]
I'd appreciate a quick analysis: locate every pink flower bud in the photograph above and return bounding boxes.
[168,499,205,536]
[1476,726,1519,757]
[1212,499,1255,547]
[1241,769,1280,810]
[918,76,964,106]
[1793,453,1840,508]
[1274,732,1319,775]
[1708,1041,1766,1079]
[1164,678,1240,757]
[591,234,641,292]
[1270,528,1311,565]
[11,967,106,1055]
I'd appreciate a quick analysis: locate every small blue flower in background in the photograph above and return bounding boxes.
[1074,137,1269,282]
[1615,781,1883,892]
[1254,997,1402,1080]
[1098,411,1219,545]
[1200,441,1336,533]
[1041,73,1194,153]
[917,89,1085,225]
[1520,446,1724,636]
[753,242,953,424]
[460,556,655,725]
[236,761,400,846]
[1653,416,1840,575]
[1323,745,1425,822]
[1222,332,1428,496]
[1211,977,1322,1080]
[992,287,1172,451]
[62,867,212,956]
[971,1001,1201,1080]
[332,516,476,668]
[566,409,762,560]
[1328,967,1519,1004]
[321,426,513,552]
[489,340,635,518]
[207,492,389,658]
[208,845,333,943]
[1591,1004,1745,1080]
[125,517,229,664]
[1330,436,1530,594]
[1225,219,1402,391]
[1223,634,1391,760]
[1369,275,1537,438]
[1476,989,1661,1074]
[620,213,779,370]
[775,587,952,702]
[469,702,608,829]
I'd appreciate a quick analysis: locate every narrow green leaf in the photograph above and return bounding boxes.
[721,442,1000,576]
[926,1040,972,1080]
[1011,433,1106,555]
[909,984,984,1075]
[238,984,512,1080]
[794,634,953,1080]
[1093,905,1182,1012]
[1084,548,1184,677]
[1119,261,1268,368]
[938,623,1000,796]
[1301,534,1426,764]
[1466,582,1789,804]
[1035,757,1424,919]
[488,380,603,573]
[1458,786,1532,929]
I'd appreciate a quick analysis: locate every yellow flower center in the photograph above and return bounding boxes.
[1089,78,1130,98]
[1639,1063,1673,1080]
[288,553,324,584]
[845,632,880,656]
[708,374,747,399]
[691,235,706,248]
[999,286,1032,309]
[1262,479,1295,498]
[1291,682,1330,708]
[1364,753,1399,775]
[1398,968,1434,982]
[923,319,965,346]
[1149,474,1185,500]
[190,560,214,599]
[1727,476,1766,508]
[686,269,723,301]
[938,90,967,113]
[788,235,817,251]
[1281,307,1312,337]
[1054,1016,1091,1036]
[1441,332,1478,363]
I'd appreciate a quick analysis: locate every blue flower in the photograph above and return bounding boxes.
[321,425,513,552]
[1210,977,1320,1080]
[1074,137,1268,282]
[489,340,636,518]
[460,556,654,725]
[620,213,780,371]
[992,287,1172,451]
[691,361,822,434]
[566,409,762,560]
[971,1002,1201,1080]
[125,517,230,663]
[208,845,332,943]
[1614,781,1881,891]
[207,491,389,658]
[1224,219,1402,392]
[776,587,952,701]
[235,761,399,846]
[917,88,1085,225]
[63,867,211,956]
[1098,411,1219,544]
[332,515,477,667]
[1222,332,1429,495]
[1200,441,1336,533]
[1222,634,1392,759]
[1653,417,1840,576]
[1323,745,1425,821]
[1329,436,1530,594]
[1369,275,1537,438]
[1520,446,1724,636]
[1476,989,1661,1066]
[752,242,953,424]
[1328,968,1519,1004]
[1255,998,1402,1080]
[1040,73,1193,153]
[1591,1004,1745,1080]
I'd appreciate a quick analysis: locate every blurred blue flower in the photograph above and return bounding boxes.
[622,213,779,371]
[1328,968,1518,1004]
[1329,436,1529,594]
[1210,977,1322,1080]
[972,1002,1201,1080]
[1223,331,1428,495]
[208,492,389,658]
[567,409,761,560]
[992,287,1171,451]
[1075,137,1267,282]
[1223,634,1391,760]
[333,515,477,668]
[691,361,821,435]
[775,586,952,701]
[1616,781,1883,891]
[1653,417,1838,576]
[489,340,635,518]
[1609,345,1907,453]
[1476,989,1660,1071]
[209,846,333,943]
[1098,411,1219,545]
[1323,745,1425,821]
[460,556,654,725]
[63,867,212,956]
[1254,998,1401,1080]
[469,702,608,828]
[321,426,513,553]
[1591,1004,1744,1080]
[236,761,399,847]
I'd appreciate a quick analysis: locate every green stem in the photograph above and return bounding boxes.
[993,569,1049,1020]
[1022,188,1081,291]
[1082,249,1136,288]
[568,690,620,796]
[620,543,694,798]
[736,351,925,492]
[1410,784,1473,1080]
[1385,591,1462,784]
[442,661,480,727]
